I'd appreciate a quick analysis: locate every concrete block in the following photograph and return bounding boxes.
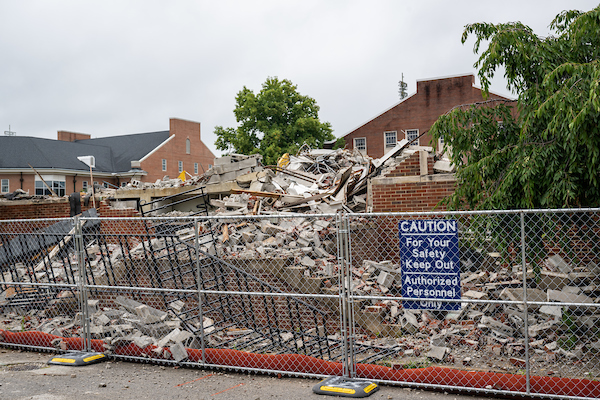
[546,255,573,274]
[158,328,181,348]
[87,299,100,314]
[170,341,188,363]
[300,256,315,268]
[538,270,572,291]
[500,288,546,311]
[400,310,419,334]
[260,221,286,235]
[135,304,166,324]
[241,231,255,243]
[540,305,562,319]
[218,168,253,182]
[96,314,110,326]
[427,346,449,361]
[214,156,232,165]
[547,289,594,310]
[132,335,154,349]
[135,321,172,339]
[463,290,487,300]
[172,330,194,344]
[480,316,514,337]
[376,271,394,288]
[168,300,185,313]
[430,334,446,347]
[528,321,556,337]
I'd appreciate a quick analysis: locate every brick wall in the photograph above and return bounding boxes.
[384,151,436,178]
[0,199,140,221]
[369,175,456,213]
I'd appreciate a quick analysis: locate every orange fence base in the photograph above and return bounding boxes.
[2,330,599,398]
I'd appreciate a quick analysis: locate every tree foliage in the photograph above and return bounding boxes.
[214,77,334,166]
[430,5,600,210]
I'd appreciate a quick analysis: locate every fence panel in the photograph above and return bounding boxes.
[0,217,84,352]
[346,210,600,399]
[76,214,341,376]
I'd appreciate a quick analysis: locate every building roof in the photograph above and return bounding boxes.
[0,131,170,174]
[74,131,170,172]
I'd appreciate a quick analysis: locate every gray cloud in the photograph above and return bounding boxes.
[1,0,597,155]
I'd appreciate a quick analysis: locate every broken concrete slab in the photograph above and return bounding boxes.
[427,346,450,361]
[169,341,188,363]
[547,289,594,310]
[545,255,573,274]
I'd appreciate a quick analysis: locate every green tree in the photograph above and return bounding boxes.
[430,5,600,210]
[332,137,346,150]
[214,77,334,166]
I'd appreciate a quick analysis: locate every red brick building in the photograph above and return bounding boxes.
[0,118,214,197]
[343,74,512,159]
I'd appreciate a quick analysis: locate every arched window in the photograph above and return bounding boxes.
[186,138,191,154]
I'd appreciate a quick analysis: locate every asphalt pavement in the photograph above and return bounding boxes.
[0,348,492,400]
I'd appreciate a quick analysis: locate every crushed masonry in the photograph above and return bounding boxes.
[1,147,599,380]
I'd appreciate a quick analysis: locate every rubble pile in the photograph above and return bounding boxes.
[120,173,210,191]
[116,142,426,215]
[201,148,377,214]
[350,254,600,378]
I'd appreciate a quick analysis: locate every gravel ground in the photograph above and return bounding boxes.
[0,348,493,400]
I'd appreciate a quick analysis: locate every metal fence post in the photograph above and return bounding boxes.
[520,211,531,394]
[344,212,356,379]
[74,215,91,352]
[194,218,206,365]
[336,212,355,379]
[336,213,348,377]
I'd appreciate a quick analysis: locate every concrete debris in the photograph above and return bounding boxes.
[427,345,450,361]
[105,144,445,215]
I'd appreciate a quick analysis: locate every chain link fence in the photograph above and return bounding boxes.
[1,210,599,398]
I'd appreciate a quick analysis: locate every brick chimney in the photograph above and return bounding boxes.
[57,131,91,142]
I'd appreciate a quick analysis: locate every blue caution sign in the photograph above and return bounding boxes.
[399,219,461,310]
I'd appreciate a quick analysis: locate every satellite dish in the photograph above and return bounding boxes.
[77,156,95,169]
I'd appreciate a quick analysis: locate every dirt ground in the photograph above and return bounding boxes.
[0,348,494,400]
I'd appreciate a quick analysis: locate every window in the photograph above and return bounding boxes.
[1,179,9,193]
[121,182,127,187]
[82,181,88,192]
[35,178,66,196]
[178,161,183,173]
[162,159,167,171]
[384,131,397,149]
[103,182,109,188]
[208,164,212,169]
[406,129,419,144]
[354,137,367,153]
[194,163,198,174]
[186,138,191,154]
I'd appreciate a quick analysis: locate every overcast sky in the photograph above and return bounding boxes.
[1,1,598,156]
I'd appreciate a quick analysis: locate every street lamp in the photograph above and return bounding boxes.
[77,156,96,209]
